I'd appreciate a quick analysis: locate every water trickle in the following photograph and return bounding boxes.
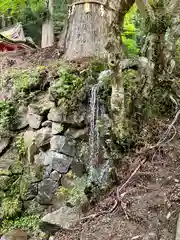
[89,83,100,168]
[89,70,112,168]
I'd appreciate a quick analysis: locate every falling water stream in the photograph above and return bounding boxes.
[89,70,112,170]
[89,83,100,168]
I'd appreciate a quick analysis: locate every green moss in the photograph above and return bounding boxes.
[51,67,85,111]
[9,160,23,175]
[88,58,108,78]
[56,174,88,207]
[0,214,41,235]
[1,196,21,218]
[0,100,18,130]
[20,166,43,200]
[16,134,27,159]
[0,176,10,191]
[13,69,40,93]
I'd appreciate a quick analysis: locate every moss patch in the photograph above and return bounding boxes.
[0,214,41,235]
[56,172,89,207]
[50,67,85,111]
[0,100,18,130]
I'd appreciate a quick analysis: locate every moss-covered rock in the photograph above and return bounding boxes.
[56,172,89,208]
[50,67,85,111]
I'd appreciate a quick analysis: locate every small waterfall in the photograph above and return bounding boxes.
[89,70,112,168]
[89,83,100,168]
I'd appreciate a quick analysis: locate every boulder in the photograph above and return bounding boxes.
[35,127,52,147]
[47,107,85,126]
[24,128,51,149]
[12,105,28,130]
[50,136,75,157]
[28,104,41,115]
[51,122,64,135]
[37,178,59,205]
[43,165,53,178]
[39,222,61,236]
[50,170,61,182]
[23,130,36,148]
[23,183,38,201]
[35,151,72,174]
[65,128,88,140]
[0,137,11,156]
[29,94,55,116]
[42,120,52,128]
[40,205,82,231]
[50,151,72,174]
[34,151,46,165]
[27,112,43,129]
[23,200,45,215]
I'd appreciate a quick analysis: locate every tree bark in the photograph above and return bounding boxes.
[61,0,112,60]
[60,0,134,61]
[41,0,54,48]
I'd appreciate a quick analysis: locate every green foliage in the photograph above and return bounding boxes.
[88,59,108,79]
[0,176,10,191]
[1,214,40,234]
[13,69,40,93]
[0,100,18,130]
[51,67,85,110]
[56,173,88,206]
[54,0,67,34]
[0,0,45,23]
[122,5,140,56]
[0,67,42,105]
[1,197,21,219]
[16,134,26,159]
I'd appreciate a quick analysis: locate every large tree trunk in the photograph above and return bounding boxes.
[41,0,54,48]
[60,0,122,61]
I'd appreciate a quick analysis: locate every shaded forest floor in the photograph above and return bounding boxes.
[55,142,180,240]
[54,118,180,240]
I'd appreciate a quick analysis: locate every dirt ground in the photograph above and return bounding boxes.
[54,140,180,240]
